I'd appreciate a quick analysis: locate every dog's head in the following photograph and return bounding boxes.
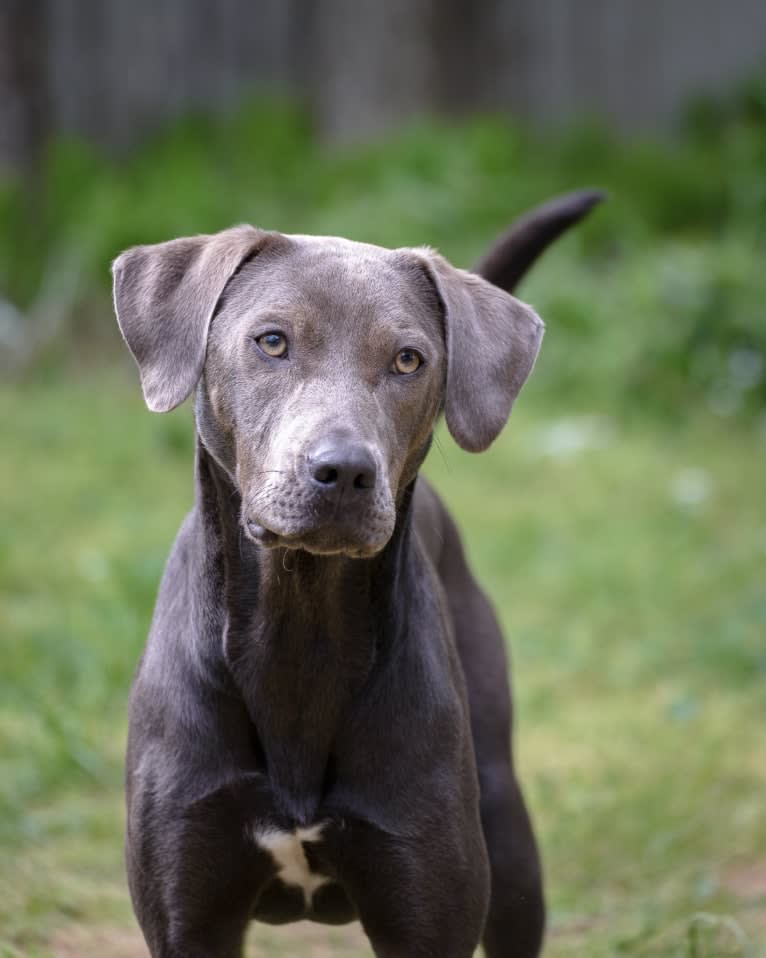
[113,227,543,557]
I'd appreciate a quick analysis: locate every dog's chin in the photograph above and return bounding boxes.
[244,519,392,559]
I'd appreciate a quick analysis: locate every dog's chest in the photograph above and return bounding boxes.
[251,823,328,904]
[249,820,355,924]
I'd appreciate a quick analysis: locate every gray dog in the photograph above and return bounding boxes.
[113,191,602,958]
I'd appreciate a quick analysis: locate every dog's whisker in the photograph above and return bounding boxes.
[433,434,451,474]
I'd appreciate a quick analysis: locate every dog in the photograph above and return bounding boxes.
[112,190,602,958]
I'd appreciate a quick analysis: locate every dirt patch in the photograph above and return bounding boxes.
[722,860,766,902]
[50,921,369,957]
[51,926,148,958]
[250,921,369,956]
[547,912,605,939]
[721,860,766,945]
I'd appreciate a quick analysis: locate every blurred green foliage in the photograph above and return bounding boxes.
[2,74,766,417]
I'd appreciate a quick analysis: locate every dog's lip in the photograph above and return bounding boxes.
[244,516,386,558]
[245,519,280,545]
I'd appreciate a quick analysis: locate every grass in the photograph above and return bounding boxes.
[1,368,764,957]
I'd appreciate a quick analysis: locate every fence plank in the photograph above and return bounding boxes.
[3,0,765,168]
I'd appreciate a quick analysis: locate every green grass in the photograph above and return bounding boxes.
[1,371,764,957]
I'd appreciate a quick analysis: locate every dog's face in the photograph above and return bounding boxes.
[113,227,543,558]
[202,238,446,557]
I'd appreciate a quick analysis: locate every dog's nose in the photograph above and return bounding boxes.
[308,440,377,495]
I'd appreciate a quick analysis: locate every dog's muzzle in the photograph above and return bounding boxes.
[243,437,395,558]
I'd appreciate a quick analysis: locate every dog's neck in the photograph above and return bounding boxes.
[194,438,417,822]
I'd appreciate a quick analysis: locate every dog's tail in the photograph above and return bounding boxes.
[472,189,606,294]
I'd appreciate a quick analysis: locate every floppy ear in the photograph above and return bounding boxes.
[112,225,271,412]
[417,251,544,453]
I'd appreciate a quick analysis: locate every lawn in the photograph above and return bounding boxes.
[1,367,764,957]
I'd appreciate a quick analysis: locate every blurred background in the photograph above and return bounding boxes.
[1,2,765,956]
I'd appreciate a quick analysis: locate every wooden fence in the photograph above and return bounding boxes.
[2,0,766,171]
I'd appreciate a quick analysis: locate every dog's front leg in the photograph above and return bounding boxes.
[325,818,490,958]
[359,864,489,958]
[128,773,279,958]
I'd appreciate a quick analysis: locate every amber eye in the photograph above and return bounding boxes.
[256,332,288,359]
[393,348,423,375]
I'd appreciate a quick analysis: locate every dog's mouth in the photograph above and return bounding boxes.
[243,518,389,559]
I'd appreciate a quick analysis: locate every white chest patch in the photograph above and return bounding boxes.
[251,823,329,905]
